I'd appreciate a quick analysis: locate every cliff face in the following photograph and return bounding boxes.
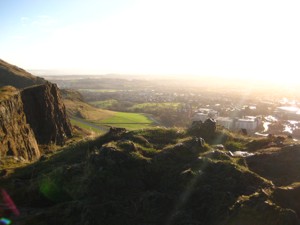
[0,88,40,161]
[0,59,45,88]
[21,82,72,145]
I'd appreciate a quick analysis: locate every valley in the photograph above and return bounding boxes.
[61,91,156,134]
[2,0,300,224]
[1,60,300,225]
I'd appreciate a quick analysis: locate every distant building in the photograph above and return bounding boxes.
[191,108,262,134]
[275,106,300,120]
[192,108,218,122]
[217,117,234,130]
[235,117,260,133]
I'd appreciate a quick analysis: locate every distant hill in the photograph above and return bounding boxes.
[0,59,45,88]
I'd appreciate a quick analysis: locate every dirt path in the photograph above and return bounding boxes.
[71,116,109,132]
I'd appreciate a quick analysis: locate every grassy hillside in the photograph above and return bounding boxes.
[1,127,299,225]
[64,98,114,121]
[70,118,106,134]
[0,59,45,88]
[63,96,155,132]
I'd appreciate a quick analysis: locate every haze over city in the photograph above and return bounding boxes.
[1,0,300,84]
[3,2,300,224]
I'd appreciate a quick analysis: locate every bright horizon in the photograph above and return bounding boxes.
[1,0,300,83]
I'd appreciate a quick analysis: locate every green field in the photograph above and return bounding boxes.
[96,112,154,130]
[70,118,107,134]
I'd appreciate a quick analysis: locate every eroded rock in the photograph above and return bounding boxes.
[21,82,72,145]
[0,90,40,161]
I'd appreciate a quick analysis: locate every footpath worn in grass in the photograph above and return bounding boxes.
[70,118,106,134]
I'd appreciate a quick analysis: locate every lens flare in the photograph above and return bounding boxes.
[1,189,20,216]
[0,217,12,225]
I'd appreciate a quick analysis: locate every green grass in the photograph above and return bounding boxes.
[96,112,154,130]
[100,112,152,123]
[90,99,119,108]
[70,118,104,134]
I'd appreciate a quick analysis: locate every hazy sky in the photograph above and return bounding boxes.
[1,0,300,80]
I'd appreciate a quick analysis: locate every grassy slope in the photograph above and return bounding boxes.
[1,128,298,225]
[0,59,36,79]
[64,98,155,131]
[0,59,45,88]
[90,101,180,110]
[64,99,114,121]
[70,118,105,134]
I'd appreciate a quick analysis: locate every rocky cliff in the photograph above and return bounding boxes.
[0,58,73,147]
[0,86,40,161]
[21,82,72,145]
[0,59,45,88]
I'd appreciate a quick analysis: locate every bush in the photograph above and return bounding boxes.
[225,141,245,152]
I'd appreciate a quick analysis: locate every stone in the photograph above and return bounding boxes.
[0,91,40,161]
[21,82,72,145]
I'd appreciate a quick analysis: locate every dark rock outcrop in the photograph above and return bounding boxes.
[246,145,300,186]
[188,118,217,142]
[0,59,45,88]
[0,88,40,161]
[21,82,72,145]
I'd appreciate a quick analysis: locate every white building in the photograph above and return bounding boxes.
[234,117,261,133]
[217,117,234,130]
[235,119,257,132]
[192,108,218,122]
[191,108,261,134]
[216,116,261,133]
[192,113,210,122]
[275,106,300,120]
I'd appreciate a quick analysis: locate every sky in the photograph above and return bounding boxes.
[1,0,300,82]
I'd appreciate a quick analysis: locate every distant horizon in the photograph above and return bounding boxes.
[30,68,299,90]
